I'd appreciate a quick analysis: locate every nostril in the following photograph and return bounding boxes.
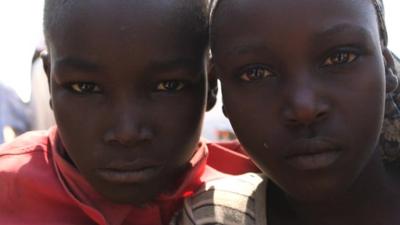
[315,110,328,122]
[107,139,124,146]
[284,110,328,127]
[287,118,300,126]
[105,134,147,147]
[316,111,325,119]
[103,126,153,147]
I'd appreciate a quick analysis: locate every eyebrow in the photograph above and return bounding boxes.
[146,57,198,74]
[55,56,200,78]
[227,41,274,56]
[227,24,372,57]
[55,57,101,73]
[311,23,372,43]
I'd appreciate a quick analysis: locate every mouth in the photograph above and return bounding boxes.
[284,138,342,171]
[96,160,163,184]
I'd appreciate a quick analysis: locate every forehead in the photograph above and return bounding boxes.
[214,0,376,25]
[51,0,191,31]
[48,0,202,56]
[212,0,380,52]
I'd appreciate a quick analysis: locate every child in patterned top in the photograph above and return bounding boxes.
[174,0,400,224]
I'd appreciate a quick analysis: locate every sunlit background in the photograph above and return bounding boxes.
[0,0,398,140]
[0,0,44,102]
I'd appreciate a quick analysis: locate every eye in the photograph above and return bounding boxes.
[239,66,274,82]
[323,51,358,67]
[155,80,186,92]
[69,82,101,94]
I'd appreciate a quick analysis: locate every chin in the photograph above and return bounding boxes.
[283,178,350,204]
[290,189,342,203]
[98,186,159,206]
[108,193,157,207]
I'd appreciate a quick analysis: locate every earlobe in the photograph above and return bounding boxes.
[383,49,399,94]
[206,58,218,111]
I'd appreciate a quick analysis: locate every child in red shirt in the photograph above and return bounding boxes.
[0,0,257,224]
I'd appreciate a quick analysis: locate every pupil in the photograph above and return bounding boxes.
[256,69,263,78]
[250,68,259,78]
[83,84,91,90]
[336,53,347,64]
[166,81,176,89]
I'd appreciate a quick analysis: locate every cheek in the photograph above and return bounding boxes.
[222,85,278,154]
[151,92,207,163]
[332,65,386,141]
[337,83,385,152]
[52,91,103,136]
[222,93,281,176]
[51,89,106,168]
[223,84,277,129]
[155,84,205,123]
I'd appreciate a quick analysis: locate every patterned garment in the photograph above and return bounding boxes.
[380,0,400,164]
[171,173,267,225]
[370,2,400,164]
[381,56,400,164]
[372,0,387,46]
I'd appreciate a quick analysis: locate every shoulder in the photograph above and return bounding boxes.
[172,173,267,225]
[0,128,69,217]
[0,128,58,181]
[207,140,245,153]
[206,140,260,175]
[0,129,53,159]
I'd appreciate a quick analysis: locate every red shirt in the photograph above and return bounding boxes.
[0,128,258,225]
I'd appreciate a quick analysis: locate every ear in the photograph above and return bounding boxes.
[40,50,51,83]
[40,50,53,110]
[206,58,218,111]
[383,49,399,94]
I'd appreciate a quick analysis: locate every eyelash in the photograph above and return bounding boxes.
[321,48,360,67]
[238,65,275,82]
[237,49,360,81]
[65,80,188,95]
[67,82,102,94]
[155,80,187,92]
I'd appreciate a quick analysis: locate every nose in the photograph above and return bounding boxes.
[283,80,329,127]
[103,103,154,147]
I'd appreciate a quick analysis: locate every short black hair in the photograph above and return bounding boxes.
[43,0,74,42]
[43,0,211,48]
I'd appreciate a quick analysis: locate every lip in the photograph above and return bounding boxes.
[96,159,163,184]
[284,138,342,171]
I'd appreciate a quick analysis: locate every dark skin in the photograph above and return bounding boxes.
[212,0,400,224]
[42,0,216,206]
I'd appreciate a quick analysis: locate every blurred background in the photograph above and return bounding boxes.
[0,0,399,143]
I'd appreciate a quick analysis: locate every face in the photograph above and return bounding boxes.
[212,0,389,201]
[44,0,209,205]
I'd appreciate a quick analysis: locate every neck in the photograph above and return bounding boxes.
[270,151,400,225]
